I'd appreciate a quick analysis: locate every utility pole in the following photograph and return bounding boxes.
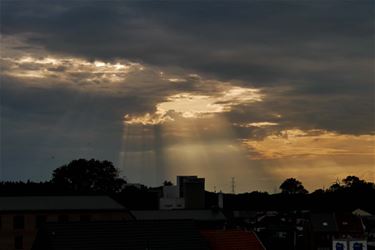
[231,177,235,194]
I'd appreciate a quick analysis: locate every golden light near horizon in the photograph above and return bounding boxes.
[243,129,375,159]
[242,129,375,191]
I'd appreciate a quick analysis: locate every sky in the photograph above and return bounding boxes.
[0,0,374,193]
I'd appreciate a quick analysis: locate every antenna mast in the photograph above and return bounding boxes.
[231,177,235,194]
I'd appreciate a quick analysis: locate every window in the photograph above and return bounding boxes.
[36,215,46,228]
[13,216,24,229]
[58,215,69,222]
[14,235,23,249]
[80,215,91,222]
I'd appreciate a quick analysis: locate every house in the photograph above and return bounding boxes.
[361,215,375,249]
[307,213,339,250]
[200,229,266,250]
[353,209,373,217]
[232,210,259,227]
[31,220,209,250]
[307,213,367,250]
[254,213,298,250]
[335,213,365,239]
[132,209,227,229]
[0,196,133,250]
[334,213,367,250]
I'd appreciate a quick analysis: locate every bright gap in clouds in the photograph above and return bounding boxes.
[1,55,144,86]
[124,86,263,125]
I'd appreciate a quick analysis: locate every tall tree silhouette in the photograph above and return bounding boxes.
[51,159,126,193]
[279,178,308,195]
[329,176,375,193]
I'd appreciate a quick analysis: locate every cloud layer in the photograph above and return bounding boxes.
[1,1,374,191]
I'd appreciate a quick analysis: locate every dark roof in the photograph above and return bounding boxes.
[32,220,209,250]
[132,210,226,221]
[336,213,364,233]
[233,210,258,219]
[310,213,338,232]
[200,230,266,250]
[0,196,125,211]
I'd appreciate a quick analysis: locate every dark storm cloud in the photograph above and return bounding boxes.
[1,0,373,136]
[2,1,373,78]
[227,85,374,140]
[0,77,126,180]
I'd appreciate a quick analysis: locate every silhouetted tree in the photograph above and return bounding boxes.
[342,176,366,188]
[328,183,343,192]
[279,178,308,195]
[163,180,173,186]
[51,159,126,193]
[328,176,374,193]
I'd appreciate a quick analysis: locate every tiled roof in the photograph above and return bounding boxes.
[132,209,226,221]
[32,220,209,250]
[200,229,265,250]
[0,196,125,211]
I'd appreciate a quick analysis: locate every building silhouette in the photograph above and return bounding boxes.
[160,176,205,210]
[0,196,132,250]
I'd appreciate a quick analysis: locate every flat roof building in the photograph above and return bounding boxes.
[0,196,132,250]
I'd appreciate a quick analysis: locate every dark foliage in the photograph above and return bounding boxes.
[0,159,374,212]
[220,176,375,213]
[280,178,308,195]
[51,159,126,194]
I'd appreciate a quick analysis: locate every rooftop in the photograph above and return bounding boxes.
[0,196,125,211]
[310,213,338,232]
[200,229,265,250]
[132,209,226,221]
[335,213,364,233]
[32,220,209,250]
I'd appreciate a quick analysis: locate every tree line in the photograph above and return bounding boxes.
[1,158,374,211]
